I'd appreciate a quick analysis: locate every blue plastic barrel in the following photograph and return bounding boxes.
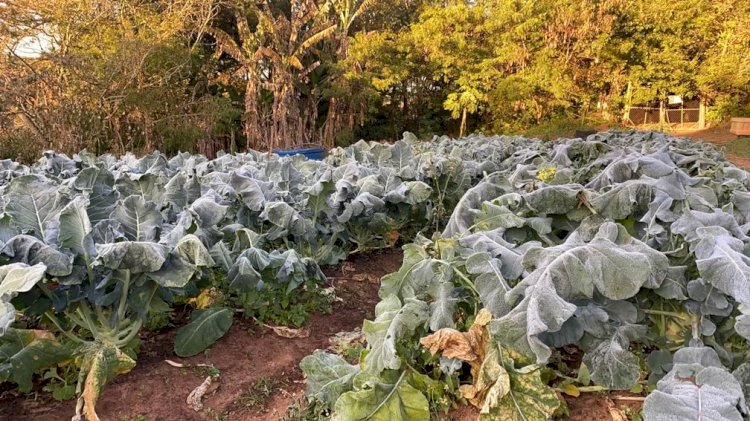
[274,146,326,161]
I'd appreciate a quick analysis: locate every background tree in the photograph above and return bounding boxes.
[255,0,336,150]
[2,0,750,159]
[207,2,265,149]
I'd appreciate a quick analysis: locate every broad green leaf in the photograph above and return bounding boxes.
[524,184,582,215]
[692,226,750,305]
[332,371,429,421]
[0,235,73,276]
[428,281,457,331]
[379,244,430,299]
[363,295,429,373]
[300,350,360,406]
[172,234,214,267]
[73,168,117,225]
[227,256,263,292]
[0,329,72,391]
[58,196,93,256]
[188,196,228,227]
[164,173,201,211]
[110,195,163,241]
[209,241,233,272]
[402,181,432,205]
[229,172,272,211]
[0,263,47,335]
[466,252,513,316]
[459,230,530,280]
[643,347,746,421]
[582,337,641,390]
[263,201,302,231]
[517,222,668,302]
[114,174,165,206]
[4,175,67,240]
[442,174,511,237]
[474,202,525,231]
[480,364,560,421]
[95,242,168,273]
[174,307,234,357]
[490,278,576,364]
[590,180,652,220]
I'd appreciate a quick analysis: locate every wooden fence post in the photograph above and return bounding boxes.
[698,98,706,129]
[659,100,666,126]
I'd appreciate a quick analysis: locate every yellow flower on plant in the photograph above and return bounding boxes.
[189,288,225,309]
[537,166,557,183]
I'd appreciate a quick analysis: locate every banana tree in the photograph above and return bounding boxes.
[255,0,336,151]
[207,4,265,150]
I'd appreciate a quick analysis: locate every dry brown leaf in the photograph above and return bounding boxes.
[386,230,400,246]
[328,328,364,353]
[421,328,478,361]
[29,329,55,340]
[420,308,492,376]
[187,376,214,411]
[352,273,379,283]
[262,324,310,338]
[458,384,478,401]
[341,261,356,276]
[606,397,628,421]
[165,359,186,368]
[164,360,214,369]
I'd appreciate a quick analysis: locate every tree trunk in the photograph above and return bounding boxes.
[699,97,707,129]
[659,99,666,126]
[322,36,356,148]
[244,74,263,151]
[271,70,296,151]
[459,108,467,138]
[622,81,633,124]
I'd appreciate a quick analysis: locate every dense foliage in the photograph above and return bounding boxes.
[302,131,750,420]
[2,0,750,160]
[6,130,750,419]
[0,133,518,419]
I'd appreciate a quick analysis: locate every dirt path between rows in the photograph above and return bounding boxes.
[1,246,645,421]
[0,250,402,421]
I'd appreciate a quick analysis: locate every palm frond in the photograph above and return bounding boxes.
[349,0,377,27]
[294,24,336,57]
[257,46,282,63]
[234,7,258,50]
[206,27,246,64]
[288,56,304,70]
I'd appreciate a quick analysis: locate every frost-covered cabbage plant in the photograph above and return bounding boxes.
[302,131,750,421]
[0,134,535,419]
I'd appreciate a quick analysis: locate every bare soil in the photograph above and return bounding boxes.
[0,246,648,421]
[0,249,402,421]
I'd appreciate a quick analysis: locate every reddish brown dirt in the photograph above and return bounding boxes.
[0,245,648,421]
[0,249,402,421]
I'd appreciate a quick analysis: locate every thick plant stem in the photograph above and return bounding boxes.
[642,309,689,320]
[44,311,85,344]
[116,319,143,348]
[117,270,131,326]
